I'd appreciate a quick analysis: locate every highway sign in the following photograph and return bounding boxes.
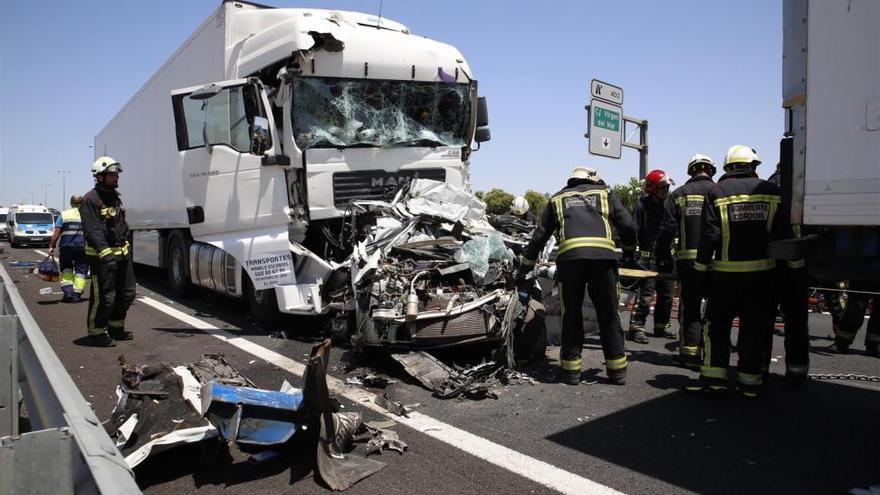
[588,98,622,158]
[590,79,623,105]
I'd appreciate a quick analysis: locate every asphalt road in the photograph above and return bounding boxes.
[3,242,879,494]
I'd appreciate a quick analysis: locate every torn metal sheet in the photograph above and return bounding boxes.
[391,352,455,391]
[188,354,256,388]
[391,350,538,400]
[374,392,409,417]
[311,342,389,491]
[106,364,218,468]
[405,179,493,232]
[365,428,407,456]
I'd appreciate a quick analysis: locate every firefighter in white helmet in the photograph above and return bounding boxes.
[510,196,536,224]
[690,145,792,398]
[520,167,637,385]
[80,157,135,347]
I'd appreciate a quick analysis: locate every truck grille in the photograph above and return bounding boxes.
[333,169,446,207]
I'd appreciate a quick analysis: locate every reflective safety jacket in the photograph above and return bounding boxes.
[696,170,791,273]
[81,185,130,259]
[522,182,637,265]
[634,195,665,256]
[656,175,714,261]
[57,207,85,249]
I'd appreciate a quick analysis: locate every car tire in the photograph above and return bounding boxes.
[166,232,191,297]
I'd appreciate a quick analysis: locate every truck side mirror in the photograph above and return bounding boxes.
[251,116,270,155]
[476,97,489,128]
[475,127,491,143]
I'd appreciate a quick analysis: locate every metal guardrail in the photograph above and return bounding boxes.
[0,260,142,494]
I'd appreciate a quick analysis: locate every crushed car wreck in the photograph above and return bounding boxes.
[319,179,546,364]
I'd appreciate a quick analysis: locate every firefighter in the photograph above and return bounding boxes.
[828,282,879,357]
[489,196,536,237]
[520,167,637,385]
[692,145,791,398]
[48,195,88,303]
[510,196,536,223]
[81,157,135,347]
[767,162,810,385]
[629,169,676,343]
[655,154,716,368]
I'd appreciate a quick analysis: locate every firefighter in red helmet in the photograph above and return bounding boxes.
[628,169,676,344]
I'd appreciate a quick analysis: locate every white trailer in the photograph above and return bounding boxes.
[778,0,880,280]
[95,1,490,322]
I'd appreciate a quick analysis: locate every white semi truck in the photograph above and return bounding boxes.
[95,1,490,323]
[776,0,880,280]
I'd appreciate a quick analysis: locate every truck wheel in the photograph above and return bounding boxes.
[243,274,280,327]
[166,232,191,297]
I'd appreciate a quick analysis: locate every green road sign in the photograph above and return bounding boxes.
[593,106,620,132]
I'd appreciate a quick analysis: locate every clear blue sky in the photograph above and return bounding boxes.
[0,0,782,208]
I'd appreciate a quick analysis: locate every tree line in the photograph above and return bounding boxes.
[475,177,644,217]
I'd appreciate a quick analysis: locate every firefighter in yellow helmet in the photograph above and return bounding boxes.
[81,157,135,347]
[691,145,793,398]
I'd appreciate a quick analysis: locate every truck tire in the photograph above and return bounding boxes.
[243,274,280,328]
[166,232,191,297]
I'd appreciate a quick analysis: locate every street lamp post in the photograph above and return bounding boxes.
[29,191,36,205]
[40,182,51,206]
[57,169,71,209]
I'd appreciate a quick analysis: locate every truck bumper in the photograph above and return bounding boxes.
[275,283,327,315]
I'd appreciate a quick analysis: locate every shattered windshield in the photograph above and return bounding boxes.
[292,77,471,149]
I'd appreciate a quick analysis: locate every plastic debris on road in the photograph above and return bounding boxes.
[106,342,402,491]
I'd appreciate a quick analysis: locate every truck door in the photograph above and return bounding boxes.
[170,78,288,238]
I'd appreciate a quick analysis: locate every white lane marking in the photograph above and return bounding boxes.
[137,295,623,495]
[34,249,49,257]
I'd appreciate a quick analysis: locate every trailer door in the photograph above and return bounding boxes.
[171,78,288,238]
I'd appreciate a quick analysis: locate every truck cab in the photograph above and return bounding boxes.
[95,1,490,324]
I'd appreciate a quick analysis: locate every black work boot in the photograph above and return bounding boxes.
[628,323,649,344]
[785,372,809,388]
[827,338,851,354]
[84,333,116,347]
[736,382,761,399]
[678,353,701,371]
[109,328,134,341]
[607,368,627,385]
[558,369,581,385]
[654,324,677,339]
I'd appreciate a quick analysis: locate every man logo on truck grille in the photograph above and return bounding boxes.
[371,176,413,199]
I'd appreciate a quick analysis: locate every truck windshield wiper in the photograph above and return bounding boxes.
[389,138,445,148]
